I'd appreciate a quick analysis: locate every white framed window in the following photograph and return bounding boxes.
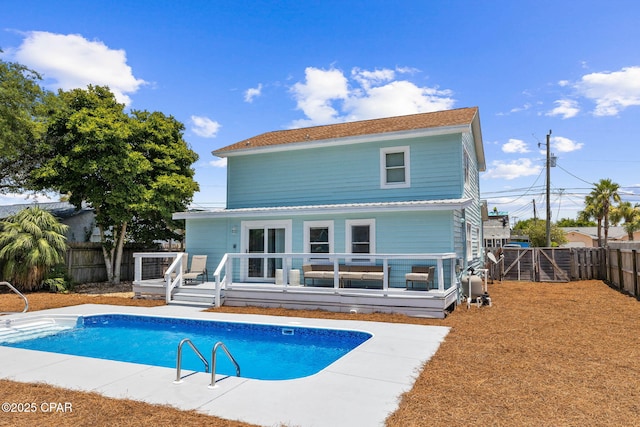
[474,226,481,258]
[463,149,471,185]
[304,220,333,262]
[380,146,410,188]
[346,219,376,263]
[465,223,480,261]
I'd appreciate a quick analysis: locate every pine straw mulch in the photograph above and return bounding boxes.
[1,280,639,426]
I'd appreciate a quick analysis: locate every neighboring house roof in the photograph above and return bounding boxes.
[0,202,92,219]
[174,198,474,219]
[213,107,485,170]
[561,227,629,240]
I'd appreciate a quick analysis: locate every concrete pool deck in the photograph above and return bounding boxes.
[0,304,449,427]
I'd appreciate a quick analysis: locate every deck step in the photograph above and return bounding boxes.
[167,300,217,308]
[168,287,221,308]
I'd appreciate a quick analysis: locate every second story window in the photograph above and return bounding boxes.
[464,149,471,185]
[380,146,410,189]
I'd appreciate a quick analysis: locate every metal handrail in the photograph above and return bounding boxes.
[209,341,241,388]
[174,338,210,383]
[0,281,29,314]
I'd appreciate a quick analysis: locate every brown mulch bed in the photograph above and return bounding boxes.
[1,280,639,426]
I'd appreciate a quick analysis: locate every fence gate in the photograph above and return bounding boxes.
[499,247,588,282]
[502,248,536,281]
[536,248,571,282]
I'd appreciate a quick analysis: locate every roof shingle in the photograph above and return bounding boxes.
[214,106,478,155]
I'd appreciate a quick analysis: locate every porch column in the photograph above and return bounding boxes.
[437,259,444,292]
[383,258,389,295]
[134,255,142,283]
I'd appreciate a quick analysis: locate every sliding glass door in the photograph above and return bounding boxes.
[242,221,291,281]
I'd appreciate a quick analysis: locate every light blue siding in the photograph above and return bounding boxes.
[184,210,458,272]
[227,134,464,209]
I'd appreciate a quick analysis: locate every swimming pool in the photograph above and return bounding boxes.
[0,314,372,380]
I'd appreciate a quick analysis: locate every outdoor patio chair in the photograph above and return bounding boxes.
[405,266,435,289]
[182,255,209,284]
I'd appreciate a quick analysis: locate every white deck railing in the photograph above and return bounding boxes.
[211,252,459,308]
[133,252,185,303]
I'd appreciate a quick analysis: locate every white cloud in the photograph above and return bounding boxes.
[289,66,455,128]
[244,84,263,103]
[351,67,395,90]
[11,31,146,105]
[345,80,454,122]
[483,158,542,180]
[510,103,531,113]
[546,99,580,119]
[209,158,227,168]
[552,136,583,153]
[191,115,221,138]
[290,67,349,127]
[502,139,530,154]
[574,66,640,116]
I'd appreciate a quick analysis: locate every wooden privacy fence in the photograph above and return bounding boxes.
[65,244,168,283]
[490,247,605,283]
[605,247,640,300]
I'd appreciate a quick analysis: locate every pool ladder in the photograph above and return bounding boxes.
[174,339,241,388]
[0,281,29,314]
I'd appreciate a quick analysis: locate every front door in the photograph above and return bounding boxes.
[242,220,292,281]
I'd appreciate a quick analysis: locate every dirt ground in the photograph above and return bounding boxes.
[1,279,639,426]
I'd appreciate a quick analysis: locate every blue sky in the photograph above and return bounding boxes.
[2,0,639,222]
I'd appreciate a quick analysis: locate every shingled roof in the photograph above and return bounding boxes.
[214,106,480,156]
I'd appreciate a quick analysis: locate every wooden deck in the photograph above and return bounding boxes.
[224,283,458,318]
[133,251,461,318]
[133,279,458,318]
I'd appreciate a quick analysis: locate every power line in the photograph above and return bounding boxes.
[555,162,595,186]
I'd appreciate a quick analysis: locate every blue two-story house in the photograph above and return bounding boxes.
[168,106,485,317]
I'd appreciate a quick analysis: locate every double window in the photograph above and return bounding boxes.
[380,146,410,188]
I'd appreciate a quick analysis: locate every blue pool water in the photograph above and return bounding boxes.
[1,314,372,380]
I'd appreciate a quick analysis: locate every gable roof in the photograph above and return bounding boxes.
[213,107,484,169]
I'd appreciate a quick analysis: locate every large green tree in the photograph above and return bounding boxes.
[125,110,199,245]
[581,179,620,247]
[0,55,46,193]
[513,219,567,247]
[0,207,68,291]
[32,86,199,284]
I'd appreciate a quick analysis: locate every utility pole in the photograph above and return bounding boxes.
[533,199,537,222]
[545,130,552,247]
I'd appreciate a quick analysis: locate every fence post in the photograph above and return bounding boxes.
[633,249,639,300]
[617,249,623,291]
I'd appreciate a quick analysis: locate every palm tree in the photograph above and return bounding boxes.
[0,207,68,291]
[579,194,604,247]
[611,201,640,240]
[583,179,620,247]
